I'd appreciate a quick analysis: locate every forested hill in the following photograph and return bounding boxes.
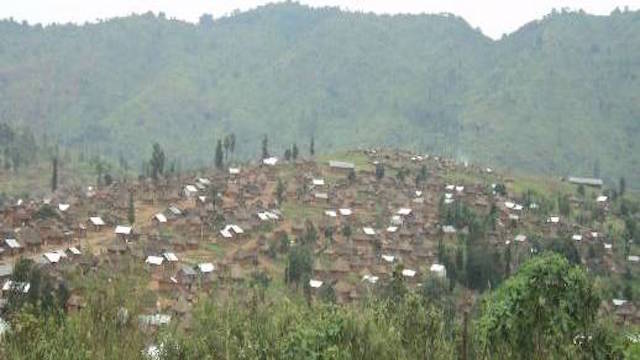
[0,3,639,185]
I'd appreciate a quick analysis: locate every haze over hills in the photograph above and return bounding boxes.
[0,3,638,185]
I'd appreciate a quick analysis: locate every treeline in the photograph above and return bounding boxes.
[0,122,38,172]
[0,254,635,359]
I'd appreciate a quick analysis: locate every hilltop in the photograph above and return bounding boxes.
[0,3,639,186]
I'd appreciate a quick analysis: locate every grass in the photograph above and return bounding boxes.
[281,201,324,223]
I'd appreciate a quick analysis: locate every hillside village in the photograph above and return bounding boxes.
[0,147,638,343]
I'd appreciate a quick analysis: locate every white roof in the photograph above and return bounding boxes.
[362,274,379,284]
[508,214,519,221]
[90,217,105,226]
[145,256,164,266]
[572,234,583,241]
[613,299,628,306]
[309,279,323,288]
[415,190,423,197]
[504,201,515,209]
[257,212,270,221]
[397,208,412,216]
[315,192,328,200]
[628,255,639,262]
[455,186,464,193]
[381,255,395,263]
[2,280,30,293]
[197,178,211,185]
[391,215,403,226]
[596,195,608,202]
[430,264,446,273]
[222,224,244,235]
[486,168,493,173]
[442,225,457,234]
[154,213,167,223]
[515,234,527,242]
[363,227,376,236]
[43,252,62,263]
[168,206,182,215]
[55,249,67,258]
[444,193,453,199]
[529,203,539,209]
[547,216,560,223]
[220,229,233,238]
[324,210,337,217]
[115,225,132,235]
[58,203,70,212]
[263,157,278,166]
[402,269,416,277]
[198,263,215,273]
[312,179,325,186]
[444,198,455,205]
[386,226,398,233]
[329,160,355,169]
[591,232,598,238]
[228,168,241,175]
[184,185,198,193]
[198,196,207,203]
[69,247,81,255]
[339,208,352,216]
[445,184,455,191]
[513,204,523,211]
[4,238,21,249]
[604,243,612,249]
[163,252,179,262]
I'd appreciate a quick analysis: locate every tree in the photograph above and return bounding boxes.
[150,143,165,181]
[51,156,58,192]
[477,253,617,359]
[215,139,224,169]
[127,191,135,225]
[285,245,312,289]
[229,133,236,155]
[275,178,285,204]
[619,177,626,197]
[375,163,385,180]
[547,238,580,265]
[262,135,269,159]
[223,135,230,161]
[292,143,299,161]
[341,224,352,240]
[577,184,585,197]
[347,169,356,183]
[284,148,291,161]
[309,136,315,157]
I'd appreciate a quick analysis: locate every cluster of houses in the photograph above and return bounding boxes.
[0,148,637,327]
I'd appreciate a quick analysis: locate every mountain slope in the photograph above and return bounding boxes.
[0,3,638,185]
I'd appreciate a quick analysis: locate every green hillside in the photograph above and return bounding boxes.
[0,3,638,185]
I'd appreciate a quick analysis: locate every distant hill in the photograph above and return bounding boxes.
[0,3,638,186]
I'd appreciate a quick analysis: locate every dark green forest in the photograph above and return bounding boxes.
[0,3,639,185]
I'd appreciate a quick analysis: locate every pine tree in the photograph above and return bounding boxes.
[229,133,236,155]
[150,143,165,180]
[284,148,291,161]
[51,156,58,192]
[619,177,626,197]
[223,136,230,161]
[262,135,269,159]
[275,178,285,204]
[375,163,385,180]
[292,143,299,160]
[215,139,224,169]
[127,191,135,225]
[310,136,315,157]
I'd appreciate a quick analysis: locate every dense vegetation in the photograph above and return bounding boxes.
[0,4,639,186]
[1,254,635,359]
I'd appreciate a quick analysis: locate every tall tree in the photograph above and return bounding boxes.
[150,143,165,181]
[127,191,135,225]
[223,136,230,161]
[284,148,291,161]
[51,156,58,192]
[309,136,315,157]
[229,133,236,155]
[619,177,626,197]
[375,163,385,180]
[275,178,285,204]
[262,135,269,159]
[215,139,224,169]
[292,143,299,161]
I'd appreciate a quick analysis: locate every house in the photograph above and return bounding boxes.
[339,208,352,216]
[309,279,323,288]
[262,157,278,166]
[430,264,446,277]
[324,210,337,218]
[43,252,64,264]
[567,177,603,188]
[442,225,457,234]
[145,256,164,266]
[153,213,167,225]
[572,234,583,241]
[363,227,376,236]
[4,238,22,254]
[220,224,244,239]
[89,216,106,230]
[402,269,417,278]
[183,185,199,198]
[229,168,241,175]
[514,234,527,242]
[115,225,133,241]
[329,161,355,171]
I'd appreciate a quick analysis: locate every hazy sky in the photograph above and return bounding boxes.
[2,1,638,39]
